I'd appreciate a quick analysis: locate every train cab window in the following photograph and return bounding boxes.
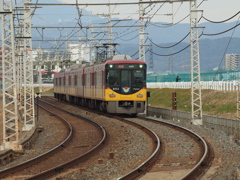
[121,70,131,87]
[133,70,146,86]
[106,70,120,86]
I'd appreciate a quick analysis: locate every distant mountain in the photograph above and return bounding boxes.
[1,7,240,73]
[117,37,240,73]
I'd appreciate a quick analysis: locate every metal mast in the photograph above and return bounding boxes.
[1,0,20,150]
[13,0,35,131]
[138,0,145,62]
[148,39,153,72]
[190,0,203,125]
[23,0,35,130]
[108,0,113,57]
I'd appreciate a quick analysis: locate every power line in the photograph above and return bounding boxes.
[202,15,240,108]
[203,23,240,36]
[27,1,193,6]
[146,20,240,56]
[146,0,204,28]
[202,11,240,24]
[146,32,190,49]
[148,45,189,57]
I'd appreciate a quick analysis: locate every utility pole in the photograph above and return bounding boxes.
[90,27,95,64]
[190,0,204,125]
[1,0,21,150]
[37,48,43,93]
[108,0,113,57]
[13,0,35,131]
[168,49,174,74]
[22,1,35,131]
[138,0,146,62]
[148,39,153,73]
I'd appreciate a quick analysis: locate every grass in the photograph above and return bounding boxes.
[34,87,54,94]
[33,86,238,119]
[147,88,238,120]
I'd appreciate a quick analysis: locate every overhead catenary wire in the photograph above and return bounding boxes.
[146,0,204,28]
[202,15,240,107]
[147,9,240,56]
[203,23,240,36]
[145,3,165,27]
[202,11,240,24]
[147,32,190,49]
[148,19,240,57]
[31,0,39,16]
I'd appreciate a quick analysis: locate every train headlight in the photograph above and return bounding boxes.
[109,93,116,98]
[137,94,143,98]
[139,64,143,68]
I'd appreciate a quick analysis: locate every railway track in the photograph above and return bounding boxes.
[43,97,162,180]
[0,99,106,179]
[42,97,214,179]
[0,97,214,179]
[124,116,214,180]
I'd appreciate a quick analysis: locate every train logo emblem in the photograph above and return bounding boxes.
[122,87,130,93]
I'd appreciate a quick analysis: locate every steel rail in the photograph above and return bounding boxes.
[48,100,162,180]
[0,103,73,178]
[0,100,107,179]
[116,118,161,180]
[138,116,212,180]
[46,96,211,179]
[27,99,107,180]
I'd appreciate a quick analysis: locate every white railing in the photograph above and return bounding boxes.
[147,81,240,91]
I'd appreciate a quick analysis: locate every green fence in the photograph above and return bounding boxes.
[147,70,240,82]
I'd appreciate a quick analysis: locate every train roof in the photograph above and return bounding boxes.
[57,54,146,73]
[105,55,146,64]
[105,59,146,64]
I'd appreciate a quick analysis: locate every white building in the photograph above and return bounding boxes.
[225,54,240,70]
[67,43,91,63]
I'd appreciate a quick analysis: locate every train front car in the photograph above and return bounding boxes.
[104,58,147,115]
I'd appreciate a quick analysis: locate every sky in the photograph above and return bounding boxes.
[6,0,240,50]
[55,0,240,24]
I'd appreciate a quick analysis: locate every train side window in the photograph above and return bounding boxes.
[82,74,85,86]
[74,75,77,86]
[59,77,62,85]
[63,77,65,86]
[77,74,81,86]
[92,73,95,86]
[69,76,71,86]
[102,70,105,85]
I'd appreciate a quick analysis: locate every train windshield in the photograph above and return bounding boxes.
[106,70,120,86]
[121,70,131,87]
[106,63,146,90]
[132,70,145,86]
